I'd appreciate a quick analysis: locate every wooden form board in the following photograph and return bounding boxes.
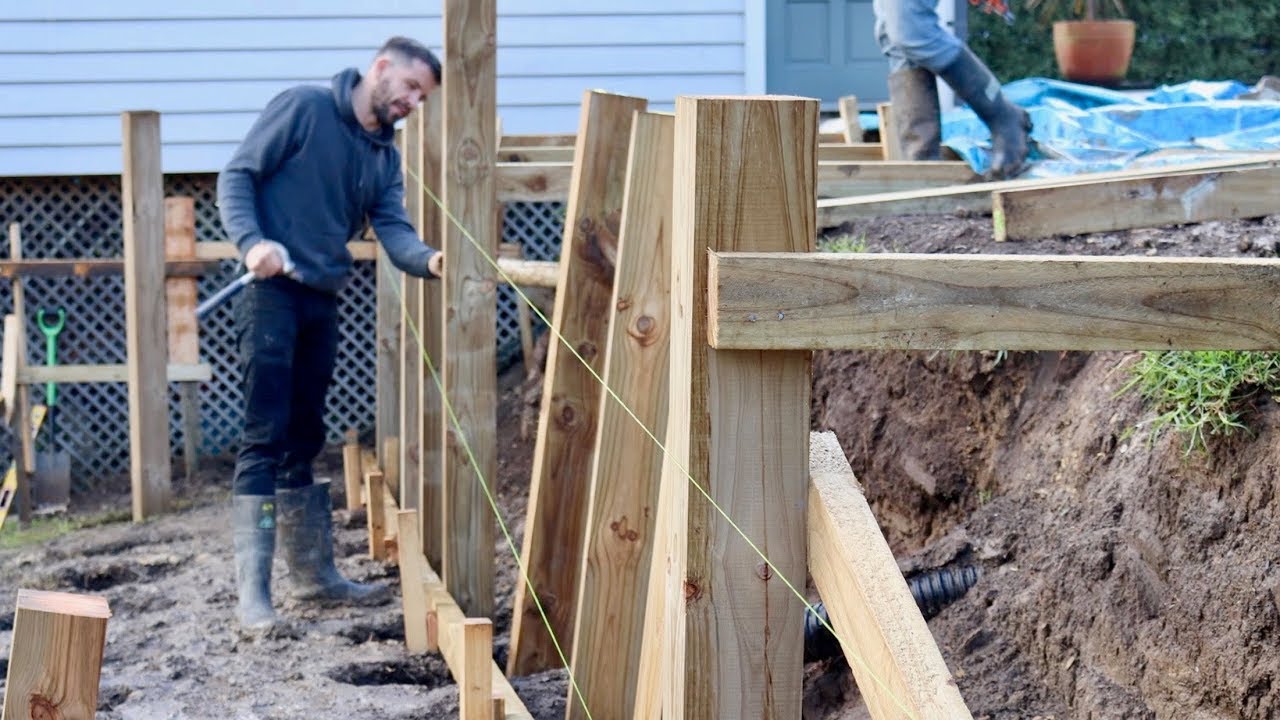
[808,432,973,720]
[708,252,1280,351]
[121,110,171,521]
[877,103,899,161]
[993,164,1280,241]
[510,90,648,677]
[838,95,861,143]
[817,152,1280,226]
[816,161,977,198]
[417,93,446,571]
[496,142,884,164]
[567,110,674,719]
[2,589,111,720]
[441,0,498,617]
[636,95,816,719]
[399,111,423,514]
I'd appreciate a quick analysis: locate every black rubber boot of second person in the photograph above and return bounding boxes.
[276,482,388,603]
[936,46,1032,179]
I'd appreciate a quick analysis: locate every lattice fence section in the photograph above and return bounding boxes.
[0,176,563,485]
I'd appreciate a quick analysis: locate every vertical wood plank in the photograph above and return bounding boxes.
[400,112,423,513]
[396,509,430,653]
[383,436,400,516]
[366,469,387,561]
[636,95,817,720]
[2,589,110,720]
[122,110,172,521]
[8,224,33,525]
[838,95,861,144]
[376,244,399,474]
[461,619,494,720]
[418,91,446,571]
[567,110,674,719]
[877,102,899,161]
[342,429,363,510]
[442,0,497,617]
[509,89,649,676]
[164,197,200,482]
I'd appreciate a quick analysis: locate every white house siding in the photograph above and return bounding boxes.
[0,0,748,176]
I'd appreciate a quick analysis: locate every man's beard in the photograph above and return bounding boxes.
[370,77,405,127]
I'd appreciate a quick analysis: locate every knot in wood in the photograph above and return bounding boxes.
[609,516,640,543]
[453,137,489,186]
[576,341,598,362]
[555,400,579,429]
[29,695,61,720]
[756,562,773,581]
[683,580,702,603]
[616,298,633,311]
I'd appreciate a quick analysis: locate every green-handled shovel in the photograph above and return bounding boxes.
[34,307,70,510]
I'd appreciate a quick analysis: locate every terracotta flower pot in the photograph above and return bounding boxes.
[1052,19,1136,84]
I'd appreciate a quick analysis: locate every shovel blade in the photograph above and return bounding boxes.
[33,452,71,511]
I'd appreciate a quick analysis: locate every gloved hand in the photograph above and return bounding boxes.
[245,240,290,279]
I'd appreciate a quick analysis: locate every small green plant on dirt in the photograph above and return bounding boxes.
[818,232,868,253]
[0,508,131,550]
[1118,350,1280,455]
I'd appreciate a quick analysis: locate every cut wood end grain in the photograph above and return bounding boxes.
[15,588,111,618]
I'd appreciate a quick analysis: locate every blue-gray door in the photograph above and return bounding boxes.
[766,0,887,107]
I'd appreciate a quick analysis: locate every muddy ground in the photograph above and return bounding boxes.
[2,210,1280,719]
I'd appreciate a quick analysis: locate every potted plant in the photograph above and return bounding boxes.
[1026,0,1135,84]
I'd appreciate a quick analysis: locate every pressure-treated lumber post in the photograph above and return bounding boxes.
[396,509,430,653]
[376,244,399,475]
[808,431,973,719]
[509,89,649,676]
[164,197,201,483]
[877,103,899,161]
[122,110,172,521]
[399,112,422,513]
[7,223,33,525]
[635,95,817,719]
[441,0,497,617]
[838,95,861,143]
[461,619,494,720]
[367,468,387,561]
[2,589,110,719]
[417,94,445,570]
[567,110,674,718]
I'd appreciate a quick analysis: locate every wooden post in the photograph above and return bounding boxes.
[366,469,387,561]
[383,436,400,514]
[164,197,201,483]
[877,102,898,161]
[509,89,649,677]
[399,112,423,513]
[441,0,498,617]
[838,95,861,143]
[122,110,172,521]
[2,589,110,719]
[634,95,817,719]
[342,429,363,510]
[396,509,430,653]
[7,224,33,525]
[418,92,446,570]
[375,245,399,474]
[461,619,494,720]
[567,110,674,718]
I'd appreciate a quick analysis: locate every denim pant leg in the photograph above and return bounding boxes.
[277,286,339,490]
[873,0,964,73]
[232,279,300,496]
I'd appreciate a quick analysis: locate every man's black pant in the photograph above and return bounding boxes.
[231,276,339,496]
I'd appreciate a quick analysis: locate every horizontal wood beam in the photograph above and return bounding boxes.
[0,259,213,278]
[993,164,1280,241]
[708,251,1280,351]
[19,363,211,384]
[497,142,887,165]
[808,432,972,720]
[501,133,576,147]
[818,152,1280,227]
[817,161,977,198]
[496,161,572,202]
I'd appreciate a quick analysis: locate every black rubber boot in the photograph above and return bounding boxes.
[232,495,279,629]
[887,66,942,161]
[936,46,1032,179]
[276,481,388,603]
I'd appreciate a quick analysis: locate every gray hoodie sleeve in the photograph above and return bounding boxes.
[217,89,309,257]
[369,162,439,279]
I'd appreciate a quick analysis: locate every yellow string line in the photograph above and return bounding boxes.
[380,263,595,720]
[403,161,921,719]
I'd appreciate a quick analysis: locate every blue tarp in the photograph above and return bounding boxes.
[940,78,1280,178]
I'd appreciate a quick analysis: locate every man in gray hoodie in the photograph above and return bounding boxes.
[217,36,443,629]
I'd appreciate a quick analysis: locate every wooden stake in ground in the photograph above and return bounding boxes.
[416,93,446,570]
[122,110,172,521]
[635,94,817,719]
[164,197,201,482]
[510,89,648,677]
[2,589,111,719]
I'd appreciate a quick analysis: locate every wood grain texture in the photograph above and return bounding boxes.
[818,153,1280,227]
[636,95,817,720]
[396,509,429,652]
[342,430,363,511]
[122,111,171,521]
[877,103,898,161]
[417,92,446,571]
[496,161,573,202]
[2,589,110,720]
[163,197,198,364]
[709,252,1280,351]
[461,619,494,720]
[441,0,497,617]
[567,111,673,719]
[817,161,977,198]
[509,90,648,677]
[399,111,422,514]
[838,95,861,143]
[808,432,974,720]
[993,165,1280,241]
[366,469,387,561]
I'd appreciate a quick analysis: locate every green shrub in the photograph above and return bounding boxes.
[969,2,1280,87]
[1118,351,1280,454]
